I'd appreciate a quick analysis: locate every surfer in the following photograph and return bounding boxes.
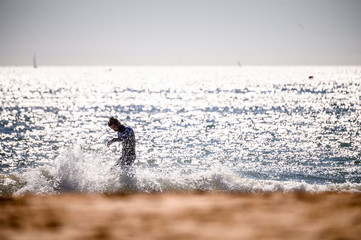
[107,117,136,167]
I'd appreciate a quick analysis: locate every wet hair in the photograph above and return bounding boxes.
[108,117,121,127]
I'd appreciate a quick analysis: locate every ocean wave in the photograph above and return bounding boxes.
[1,146,360,197]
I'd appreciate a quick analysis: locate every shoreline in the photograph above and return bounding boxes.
[1,192,361,240]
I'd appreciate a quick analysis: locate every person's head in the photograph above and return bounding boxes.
[108,117,121,131]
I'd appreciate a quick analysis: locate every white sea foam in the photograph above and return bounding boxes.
[10,146,361,196]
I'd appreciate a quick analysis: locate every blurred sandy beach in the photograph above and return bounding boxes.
[1,192,360,240]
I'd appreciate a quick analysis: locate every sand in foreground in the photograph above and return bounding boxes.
[1,192,361,240]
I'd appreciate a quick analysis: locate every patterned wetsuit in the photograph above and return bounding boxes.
[108,125,136,166]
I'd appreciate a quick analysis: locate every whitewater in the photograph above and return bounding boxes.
[1,66,360,196]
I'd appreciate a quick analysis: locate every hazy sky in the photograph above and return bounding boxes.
[1,0,360,65]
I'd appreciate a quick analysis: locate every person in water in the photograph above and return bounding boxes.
[107,117,136,167]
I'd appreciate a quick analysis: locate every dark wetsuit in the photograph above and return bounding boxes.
[108,125,136,166]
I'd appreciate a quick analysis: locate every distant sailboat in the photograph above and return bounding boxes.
[33,54,37,68]
[237,60,242,67]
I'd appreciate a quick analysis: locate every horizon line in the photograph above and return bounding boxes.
[1,64,361,67]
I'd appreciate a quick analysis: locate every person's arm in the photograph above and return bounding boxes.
[107,127,132,147]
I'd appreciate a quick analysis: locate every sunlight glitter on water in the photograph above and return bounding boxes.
[1,66,361,194]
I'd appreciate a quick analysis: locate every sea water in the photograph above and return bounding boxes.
[0,66,360,195]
